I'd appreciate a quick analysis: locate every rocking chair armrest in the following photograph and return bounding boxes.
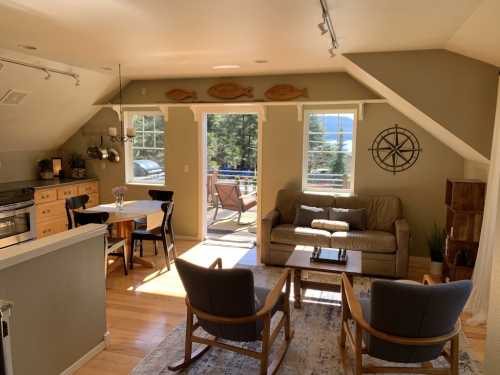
[341,273,462,346]
[256,268,291,318]
[209,257,223,269]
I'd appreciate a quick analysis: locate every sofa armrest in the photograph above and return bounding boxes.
[261,209,280,264]
[394,218,410,278]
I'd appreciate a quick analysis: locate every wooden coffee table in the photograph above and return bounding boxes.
[285,245,362,308]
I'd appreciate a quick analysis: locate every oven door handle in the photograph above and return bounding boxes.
[0,200,34,215]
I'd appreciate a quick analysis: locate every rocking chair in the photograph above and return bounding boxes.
[169,258,293,375]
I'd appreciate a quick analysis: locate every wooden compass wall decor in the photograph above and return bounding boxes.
[369,124,422,174]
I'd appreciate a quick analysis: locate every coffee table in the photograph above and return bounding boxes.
[285,245,362,308]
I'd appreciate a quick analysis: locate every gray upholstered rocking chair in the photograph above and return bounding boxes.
[340,273,472,375]
[169,258,293,375]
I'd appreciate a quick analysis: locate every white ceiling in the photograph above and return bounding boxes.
[0,0,496,79]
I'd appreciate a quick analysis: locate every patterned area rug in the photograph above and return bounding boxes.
[131,265,482,375]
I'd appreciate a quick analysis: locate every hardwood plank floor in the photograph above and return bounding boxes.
[75,241,486,374]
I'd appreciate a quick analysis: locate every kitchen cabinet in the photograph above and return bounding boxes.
[34,180,99,238]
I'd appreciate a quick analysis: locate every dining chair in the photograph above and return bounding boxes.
[73,211,128,276]
[130,201,176,270]
[340,273,472,375]
[213,182,256,223]
[65,194,89,229]
[169,258,293,375]
[134,189,174,256]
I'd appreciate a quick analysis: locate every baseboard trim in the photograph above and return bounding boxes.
[59,341,105,375]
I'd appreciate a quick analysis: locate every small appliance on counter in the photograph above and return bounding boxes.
[0,301,13,375]
[0,183,35,249]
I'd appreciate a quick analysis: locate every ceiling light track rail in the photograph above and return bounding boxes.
[0,56,80,86]
[318,0,339,56]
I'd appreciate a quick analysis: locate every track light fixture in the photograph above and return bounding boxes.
[318,0,339,55]
[318,22,328,35]
[74,75,80,86]
[43,68,51,80]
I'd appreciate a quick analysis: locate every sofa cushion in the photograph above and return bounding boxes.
[311,219,349,232]
[271,224,331,247]
[329,207,367,230]
[335,195,401,232]
[275,190,335,224]
[331,230,396,253]
[293,205,328,226]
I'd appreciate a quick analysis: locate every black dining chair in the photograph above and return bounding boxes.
[134,189,175,256]
[65,194,89,229]
[130,201,176,270]
[73,211,128,276]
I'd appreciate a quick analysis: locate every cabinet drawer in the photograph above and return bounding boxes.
[77,182,98,196]
[57,186,77,200]
[36,219,68,239]
[87,193,99,208]
[34,188,57,204]
[36,200,66,222]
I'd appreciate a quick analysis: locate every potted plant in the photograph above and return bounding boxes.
[70,154,86,179]
[38,159,54,180]
[427,223,446,276]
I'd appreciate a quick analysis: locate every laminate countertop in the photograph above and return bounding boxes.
[0,177,98,193]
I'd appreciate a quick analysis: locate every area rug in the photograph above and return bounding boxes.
[131,265,482,375]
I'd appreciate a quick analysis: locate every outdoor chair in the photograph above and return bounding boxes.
[213,182,256,224]
[340,273,472,375]
[169,258,293,375]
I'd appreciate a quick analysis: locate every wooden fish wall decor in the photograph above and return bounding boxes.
[265,84,308,101]
[207,82,253,100]
[165,89,197,101]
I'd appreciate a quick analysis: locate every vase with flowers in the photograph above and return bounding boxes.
[112,186,127,210]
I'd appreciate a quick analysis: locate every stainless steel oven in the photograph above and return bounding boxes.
[0,188,35,249]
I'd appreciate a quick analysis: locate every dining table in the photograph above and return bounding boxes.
[85,200,164,268]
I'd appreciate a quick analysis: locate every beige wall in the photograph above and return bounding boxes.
[0,235,106,375]
[62,72,465,255]
[345,50,498,159]
[0,149,56,183]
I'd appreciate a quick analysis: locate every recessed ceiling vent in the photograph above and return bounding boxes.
[0,89,28,105]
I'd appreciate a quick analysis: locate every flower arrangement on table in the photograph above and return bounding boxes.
[112,186,128,210]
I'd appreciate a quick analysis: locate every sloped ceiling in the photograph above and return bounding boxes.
[0,49,116,152]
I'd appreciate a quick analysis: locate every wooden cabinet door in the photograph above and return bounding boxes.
[57,186,77,200]
[77,182,98,196]
[36,200,66,222]
[87,193,99,208]
[34,188,57,204]
[36,218,68,238]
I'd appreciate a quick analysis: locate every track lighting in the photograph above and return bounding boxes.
[318,0,339,55]
[318,21,328,35]
[74,75,80,87]
[43,68,51,80]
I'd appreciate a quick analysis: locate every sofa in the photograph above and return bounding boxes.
[261,189,410,278]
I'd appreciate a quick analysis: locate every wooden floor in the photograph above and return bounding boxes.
[75,240,486,374]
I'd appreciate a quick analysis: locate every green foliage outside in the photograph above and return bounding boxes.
[207,114,257,171]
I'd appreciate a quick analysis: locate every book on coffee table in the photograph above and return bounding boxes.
[310,246,348,265]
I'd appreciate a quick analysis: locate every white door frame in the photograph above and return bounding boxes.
[191,105,265,260]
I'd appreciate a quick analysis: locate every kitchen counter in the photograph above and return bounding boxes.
[0,177,98,193]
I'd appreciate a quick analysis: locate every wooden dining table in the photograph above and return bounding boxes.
[85,200,164,268]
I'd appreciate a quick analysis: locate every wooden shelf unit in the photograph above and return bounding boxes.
[443,179,485,281]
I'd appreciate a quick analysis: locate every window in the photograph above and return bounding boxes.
[125,111,165,185]
[303,110,356,193]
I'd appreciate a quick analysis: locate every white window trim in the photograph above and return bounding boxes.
[124,110,166,186]
[302,109,357,195]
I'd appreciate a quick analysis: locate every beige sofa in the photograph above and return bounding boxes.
[261,189,410,278]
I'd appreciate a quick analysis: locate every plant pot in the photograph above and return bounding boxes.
[430,261,443,276]
[40,171,54,180]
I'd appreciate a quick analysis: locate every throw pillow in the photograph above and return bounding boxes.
[293,205,328,227]
[311,219,350,232]
[329,207,367,230]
